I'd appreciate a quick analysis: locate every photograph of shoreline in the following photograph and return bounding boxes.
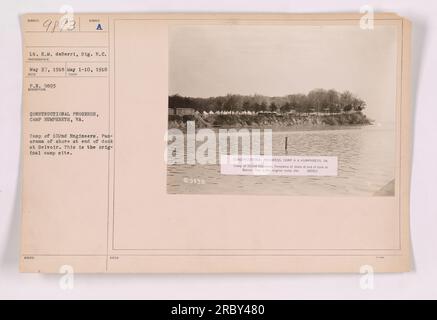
[167,24,397,196]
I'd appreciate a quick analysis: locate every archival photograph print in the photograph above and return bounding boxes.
[167,24,397,196]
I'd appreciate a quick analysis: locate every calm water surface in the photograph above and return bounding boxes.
[167,124,395,196]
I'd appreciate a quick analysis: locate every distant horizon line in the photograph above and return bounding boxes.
[168,89,365,99]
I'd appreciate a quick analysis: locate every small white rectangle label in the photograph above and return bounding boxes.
[220,155,338,176]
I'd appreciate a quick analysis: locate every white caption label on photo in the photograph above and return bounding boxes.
[220,155,338,176]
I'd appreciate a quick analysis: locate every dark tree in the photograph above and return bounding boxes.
[169,90,366,114]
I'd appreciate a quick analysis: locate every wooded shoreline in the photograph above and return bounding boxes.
[168,111,372,129]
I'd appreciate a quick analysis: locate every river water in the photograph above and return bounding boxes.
[167,123,395,196]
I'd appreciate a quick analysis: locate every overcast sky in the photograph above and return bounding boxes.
[169,24,398,123]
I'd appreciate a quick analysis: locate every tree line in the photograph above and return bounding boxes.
[169,89,366,114]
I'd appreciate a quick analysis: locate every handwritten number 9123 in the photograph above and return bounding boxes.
[43,18,76,33]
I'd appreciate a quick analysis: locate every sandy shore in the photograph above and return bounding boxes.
[373,179,395,196]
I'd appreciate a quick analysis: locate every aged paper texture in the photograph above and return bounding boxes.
[20,13,411,273]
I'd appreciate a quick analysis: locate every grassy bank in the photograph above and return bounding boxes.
[168,112,373,129]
